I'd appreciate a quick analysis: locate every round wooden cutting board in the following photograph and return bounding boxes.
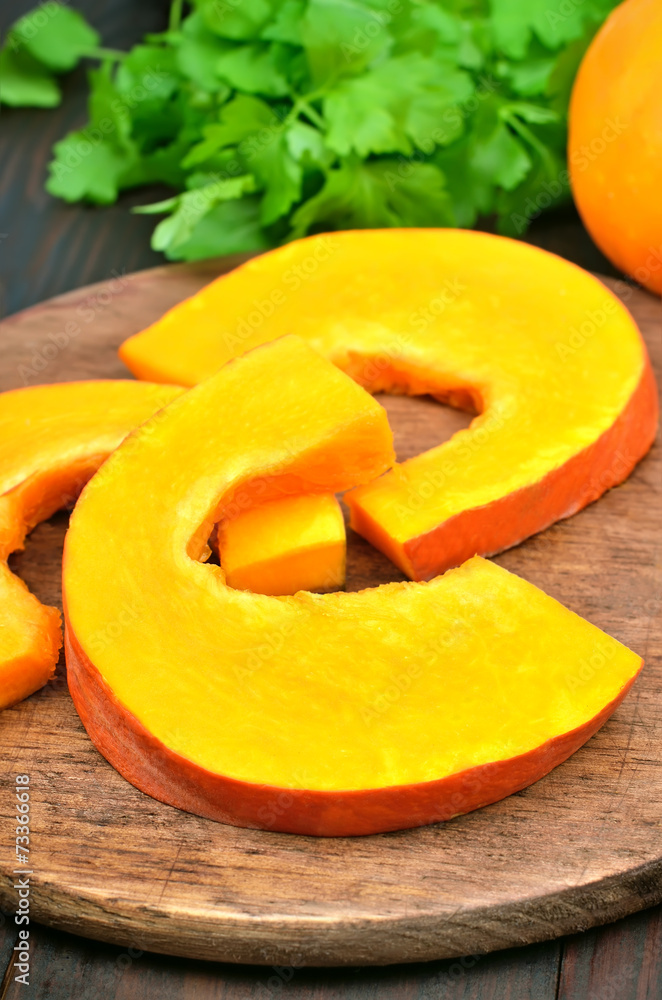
[0,258,660,967]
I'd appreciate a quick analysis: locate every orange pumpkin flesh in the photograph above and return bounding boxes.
[218,494,346,596]
[119,230,658,581]
[0,381,183,710]
[64,336,641,836]
[569,0,662,295]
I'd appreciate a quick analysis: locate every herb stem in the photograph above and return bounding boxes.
[297,99,325,130]
[169,0,185,32]
[287,87,327,131]
[502,111,556,176]
[80,46,127,61]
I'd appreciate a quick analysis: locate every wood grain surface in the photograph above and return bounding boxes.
[5,911,662,1000]
[0,261,659,968]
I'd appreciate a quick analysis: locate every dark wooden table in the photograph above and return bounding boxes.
[1,1,661,997]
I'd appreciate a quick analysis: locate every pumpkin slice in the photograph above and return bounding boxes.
[217,493,346,596]
[64,336,641,836]
[119,229,657,581]
[0,380,183,710]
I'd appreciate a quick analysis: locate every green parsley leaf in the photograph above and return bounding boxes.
[301,0,392,84]
[324,78,409,157]
[0,46,61,107]
[435,94,536,226]
[174,12,235,91]
[115,45,181,102]
[196,0,274,41]
[290,157,454,236]
[372,159,456,227]
[10,2,100,73]
[23,0,620,256]
[490,0,617,58]
[285,120,327,165]
[86,64,134,143]
[252,130,303,224]
[496,148,568,236]
[46,130,137,203]
[473,121,532,192]
[182,94,278,167]
[503,57,556,97]
[262,0,306,45]
[153,196,272,260]
[324,53,472,158]
[45,64,140,202]
[217,43,290,96]
[139,174,257,252]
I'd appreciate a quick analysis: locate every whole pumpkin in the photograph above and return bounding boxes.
[569,0,662,295]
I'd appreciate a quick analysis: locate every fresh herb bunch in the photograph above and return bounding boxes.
[1,0,618,260]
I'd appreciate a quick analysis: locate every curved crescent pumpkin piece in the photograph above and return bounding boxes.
[119,230,658,580]
[64,336,642,836]
[0,380,183,710]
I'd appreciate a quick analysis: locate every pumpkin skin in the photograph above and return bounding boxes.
[569,0,662,295]
[64,336,642,837]
[217,493,346,596]
[0,380,183,710]
[119,230,658,581]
